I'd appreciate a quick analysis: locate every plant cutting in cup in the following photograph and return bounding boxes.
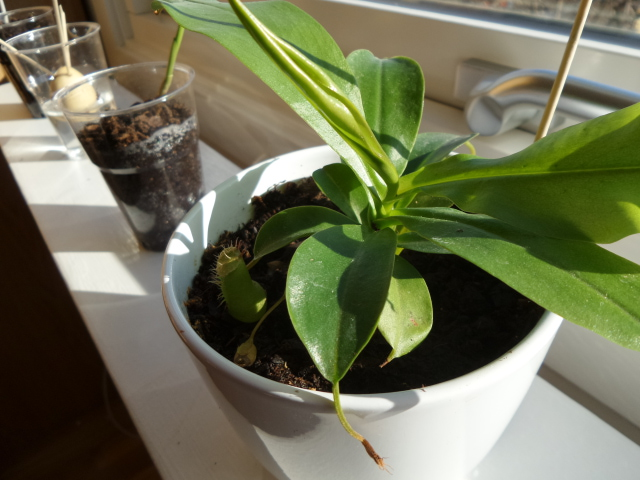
[154,0,640,468]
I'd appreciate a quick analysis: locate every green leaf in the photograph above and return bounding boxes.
[390,208,640,351]
[153,0,374,184]
[364,163,388,202]
[397,191,453,210]
[286,225,397,383]
[404,132,477,175]
[347,50,424,176]
[397,232,451,254]
[399,104,640,243]
[253,206,356,259]
[378,255,433,362]
[313,163,374,224]
[229,0,399,194]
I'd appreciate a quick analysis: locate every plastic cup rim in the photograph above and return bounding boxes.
[0,6,53,30]
[5,21,102,53]
[55,62,196,118]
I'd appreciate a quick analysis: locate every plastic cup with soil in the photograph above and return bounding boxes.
[0,6,55,118]
[56,62,205,251]
[6,22,107,158]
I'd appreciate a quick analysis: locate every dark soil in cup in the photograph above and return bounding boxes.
[185,178,544,394]
[77,101,203,251]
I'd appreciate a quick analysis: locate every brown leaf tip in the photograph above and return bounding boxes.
[362,439,391,473]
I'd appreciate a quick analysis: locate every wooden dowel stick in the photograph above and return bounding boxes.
[59,7,71,71]
[53,0,62,33]
[535,0,593,141]
[52,0,71,71]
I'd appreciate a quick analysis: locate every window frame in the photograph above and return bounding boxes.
[307,0,640,107]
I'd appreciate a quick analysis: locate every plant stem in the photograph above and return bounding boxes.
[250,294,285,343]
[535,0,592,141]
[332,382,387,470]
[234,295,285,367]
[464,140,476,155]
[246,257,260,270]
[158,25,185,98]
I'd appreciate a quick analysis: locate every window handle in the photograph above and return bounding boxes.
[460,60,640,136]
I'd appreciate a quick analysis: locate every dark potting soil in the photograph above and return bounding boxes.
[185,178,544,394]
[77,101,203,251]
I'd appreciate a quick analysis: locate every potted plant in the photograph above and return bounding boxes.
[157,0,640,478]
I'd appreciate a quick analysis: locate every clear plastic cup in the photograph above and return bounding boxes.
[55,62,205,251]
[0,6,55,118]
[5,22,107,158]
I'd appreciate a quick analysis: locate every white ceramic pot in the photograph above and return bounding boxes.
[162,145,563,480]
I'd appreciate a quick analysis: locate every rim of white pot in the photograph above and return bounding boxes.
[162,145,563,414]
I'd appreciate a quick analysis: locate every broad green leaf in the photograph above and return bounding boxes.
[364,162,388,202]
[347,50,424,176]
[378,255,433,362]
[404,132,477,175]
[253,206,356,259]
[313,163,374,224]
[389,208,640,351]
[153,0,373,183]
[226,0,398,193]
[286,225,397,383]
[395,191,453,210]
[399,104,640,243]
[397,232,451,254]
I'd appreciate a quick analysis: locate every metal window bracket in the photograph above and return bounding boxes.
[456,58,640,136]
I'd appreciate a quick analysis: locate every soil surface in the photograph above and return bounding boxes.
[77,101,203,251]
[185,178,543,394]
